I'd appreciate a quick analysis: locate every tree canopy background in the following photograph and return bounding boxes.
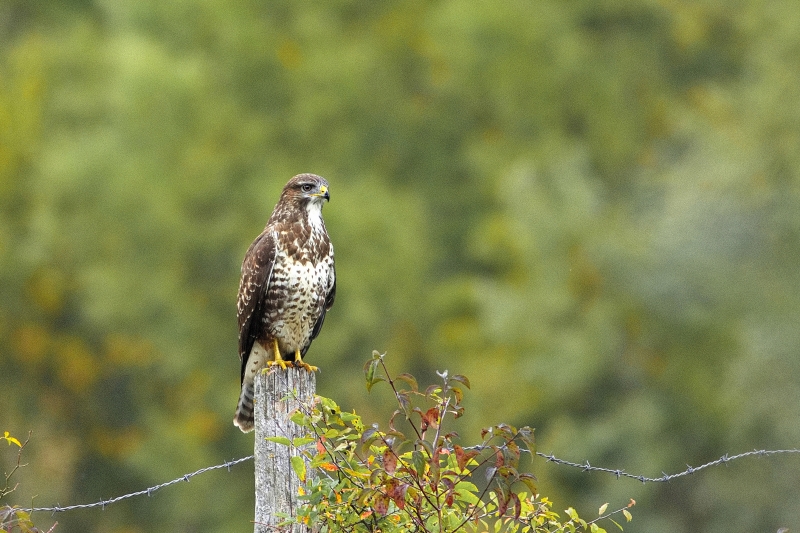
[2,1,799,531]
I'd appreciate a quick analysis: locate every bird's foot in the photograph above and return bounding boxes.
[293,361,319,373]
[267,359,290,371]
[292,349,318,372]
[269,338,289,370]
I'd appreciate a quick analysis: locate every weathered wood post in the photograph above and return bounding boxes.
[253,367,316,533]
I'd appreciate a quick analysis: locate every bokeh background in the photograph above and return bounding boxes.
[2,1,800,531]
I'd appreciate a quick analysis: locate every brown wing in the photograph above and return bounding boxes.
[237,229,277,383]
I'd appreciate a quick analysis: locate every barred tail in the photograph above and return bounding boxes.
[233,381,255,432]
[234,341,271,433]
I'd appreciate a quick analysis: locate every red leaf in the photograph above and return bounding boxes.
[389,409,404,432]
[421,407,440,433]
[316,439,326,455]
[495,448,505,468]
[430,446,441,467]
[454,444,478,472]
[373,492,389,516]
[506,441,520,463]
[509,492,521,519]
[383,449,398,474]
[385,479,409,510]
[494,487,508,516]
[442,476,456,505]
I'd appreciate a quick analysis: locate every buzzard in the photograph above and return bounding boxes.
[233,174,336,433]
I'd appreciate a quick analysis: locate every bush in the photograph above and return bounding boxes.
[272,352,634,532]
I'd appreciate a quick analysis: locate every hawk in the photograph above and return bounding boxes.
[233,174,336,433]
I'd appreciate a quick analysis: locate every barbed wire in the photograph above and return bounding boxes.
[530,448,800,483]
[23,455,253,515]
[19,447,799,515]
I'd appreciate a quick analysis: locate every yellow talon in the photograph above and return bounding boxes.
[268,359,289,370]
[294,349,318,373]
[267,339,290,370]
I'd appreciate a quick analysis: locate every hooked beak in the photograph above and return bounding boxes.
[314,185,330,201]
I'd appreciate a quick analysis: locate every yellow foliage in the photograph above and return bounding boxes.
[91,427,143,459]
[56,335,98,393]
[25,268,67,314]
[2,431,22,447]
[277,39,303,70]
[11,324,49,365]
[437,316,481,351]
[104,333,155,367]
[183,410,223,443]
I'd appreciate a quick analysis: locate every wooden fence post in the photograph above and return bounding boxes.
[253,367,316,533]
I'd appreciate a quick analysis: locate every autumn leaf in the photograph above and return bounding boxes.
[385,478,409,509]
[372,492,390,516]
[3,431,21,447]
[454,444,478,472]
[383,448,398,474]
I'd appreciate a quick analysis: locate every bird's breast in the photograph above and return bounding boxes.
[265,248,333,351]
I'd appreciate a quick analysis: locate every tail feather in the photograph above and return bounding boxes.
[234,341,269,433]
[233,382,255,432]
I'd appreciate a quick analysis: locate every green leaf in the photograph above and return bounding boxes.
[411,450,426,476]
[289,411,307,426]
[364,354,385,391]
[454,481,479,502]
[366,371,386,392]
[424,384,442,398]
[320,396,340,411]
[518,473,538,495]
[291,455,307,482]
[365,359,376,389]
[340,411,360,423]
[265,436,292,446]
[293,436,315,447]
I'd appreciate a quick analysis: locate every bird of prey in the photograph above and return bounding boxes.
[233,174,336,433]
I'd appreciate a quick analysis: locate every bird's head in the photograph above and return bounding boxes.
[281,174,330,207]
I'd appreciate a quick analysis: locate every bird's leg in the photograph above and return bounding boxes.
[267,338,289,370]
[293,349,318,373]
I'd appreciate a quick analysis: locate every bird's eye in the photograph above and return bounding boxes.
[301,183,313,193]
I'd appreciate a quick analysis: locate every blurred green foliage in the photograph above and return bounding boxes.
[1,1,799,532]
